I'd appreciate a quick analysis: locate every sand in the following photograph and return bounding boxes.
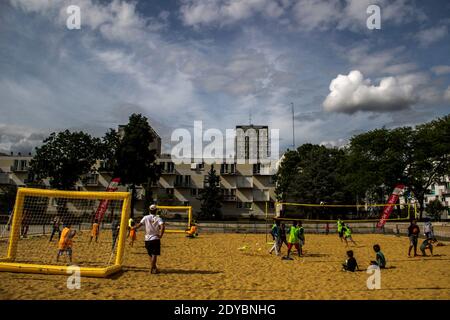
[0,232,449,300]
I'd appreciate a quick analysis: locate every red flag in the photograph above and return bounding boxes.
[377,184,405,228]
[94,178,120,222]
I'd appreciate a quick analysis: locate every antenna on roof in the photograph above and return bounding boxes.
[291,102,295,150]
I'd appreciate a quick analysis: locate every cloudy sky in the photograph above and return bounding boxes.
[1,0,449,154]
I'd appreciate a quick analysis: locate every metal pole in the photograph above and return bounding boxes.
[291,102,295,149]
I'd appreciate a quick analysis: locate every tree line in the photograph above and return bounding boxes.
[274,114,450,220]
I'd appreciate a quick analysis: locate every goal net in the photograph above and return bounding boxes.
[0,188,130,277]
[155,205,192,233]
[273,202,414,222]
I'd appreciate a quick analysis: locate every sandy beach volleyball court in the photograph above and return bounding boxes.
[0,232,449,300]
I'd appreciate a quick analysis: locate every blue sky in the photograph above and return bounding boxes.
[0,0,449,154]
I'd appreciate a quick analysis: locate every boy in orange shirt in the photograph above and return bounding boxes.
[186,223,198,238]
[57,224,76,263]
[129,220,137,247]
[89,219,100,243]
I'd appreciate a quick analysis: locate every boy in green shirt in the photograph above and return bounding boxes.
[283,221,300,260]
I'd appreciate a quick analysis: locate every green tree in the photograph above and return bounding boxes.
[29,130,101,190]
[406,115,450,218]
[113,114,160,217]
[274,144,352,219]
[198,165,222,220]
[29,130,101,216]
[99,128,120,172]
[426,198,446,221]
[344,127,412,203]
[0,184,17,215]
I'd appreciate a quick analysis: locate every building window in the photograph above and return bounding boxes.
[163,162,175,173]
[166,188,174,195]
[221,163,236,174]
[253,163,261,174]
[184,175,191,187]
[245,136,249,160]
[190,188,198,196]
[236,201,252,209]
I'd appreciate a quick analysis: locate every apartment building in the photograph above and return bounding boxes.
[424,177,450,219]
[0,152,33,187]
[153,154,277,218]
[0,123,278,219]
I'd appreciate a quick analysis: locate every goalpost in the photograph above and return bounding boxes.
[0,188,131,277]
[155,205,192,233]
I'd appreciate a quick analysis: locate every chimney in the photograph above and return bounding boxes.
[18,152,21,156]
[10,152,13,156]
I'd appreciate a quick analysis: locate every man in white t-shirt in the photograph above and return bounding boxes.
[135,204,165,274]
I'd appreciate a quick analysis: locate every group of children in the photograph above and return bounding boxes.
[342,244,386,272]
[269,217,440,273]
[337,218,357,246]
[54,213,200,264]
[269,220,305,260]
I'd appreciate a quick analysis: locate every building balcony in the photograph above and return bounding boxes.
[253,190,270,202]
[222,195,237,201]
[161,169,176,174]
[10,165,28,172]
[220,170,236,175]
[236,176,253,188]
[174,182,191,188]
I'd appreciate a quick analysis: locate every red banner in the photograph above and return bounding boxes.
[94,178,120,223]
[377,184,405,228]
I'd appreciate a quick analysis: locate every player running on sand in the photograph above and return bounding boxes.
[135,204,165,274]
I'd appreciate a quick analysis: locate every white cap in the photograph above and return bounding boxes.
[149,204,157,211]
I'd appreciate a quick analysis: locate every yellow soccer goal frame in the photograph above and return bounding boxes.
[156,205,192,233]
[0,188,131,278]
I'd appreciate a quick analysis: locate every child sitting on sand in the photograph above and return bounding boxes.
[342,250,359,272]
[370,244,386,268]
[186,222,198,238]
[57,224,76,263]
[420,238,437,256]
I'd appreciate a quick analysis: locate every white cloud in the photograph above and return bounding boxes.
[292,0,341,31]
[323,70,418,113]
[431,65,450,76]
[445,86,450,102]
[179,0,286,27]
[416,25,448,47]
[0,124,48,154]
[293,0,424,32]
[179,0,424,31]
[11,0,163,43]
[341,44,418,75]
[319,138,348,149]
